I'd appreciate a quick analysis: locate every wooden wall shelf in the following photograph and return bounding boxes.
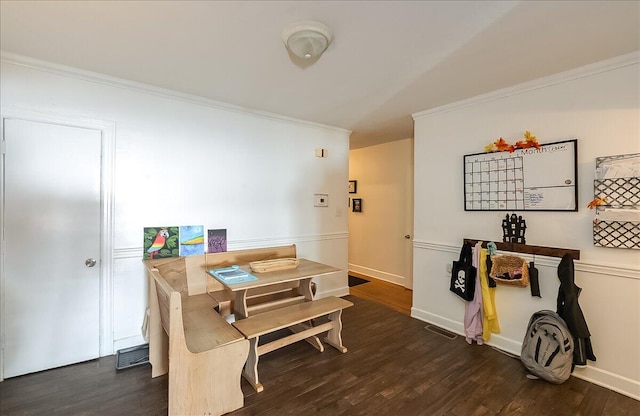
[463,239,580,260]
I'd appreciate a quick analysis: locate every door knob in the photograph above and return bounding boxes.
[85,258,97,267]
[405,235,411,239]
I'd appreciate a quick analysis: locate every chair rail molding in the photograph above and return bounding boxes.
[114,232,350,260]
[413,240,640,281]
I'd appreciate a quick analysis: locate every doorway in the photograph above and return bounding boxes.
[1,113,114,379]
[348,138,414,294]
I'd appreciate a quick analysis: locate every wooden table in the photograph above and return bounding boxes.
[210,258,339,319]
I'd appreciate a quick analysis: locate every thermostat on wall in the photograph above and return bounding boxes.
[314,194,329,207]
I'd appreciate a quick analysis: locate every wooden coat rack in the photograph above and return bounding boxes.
[463,239,580,260]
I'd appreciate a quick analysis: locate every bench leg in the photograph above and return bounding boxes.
[325,310,347,353]
[148,277,169,377]
[242,336,264,393]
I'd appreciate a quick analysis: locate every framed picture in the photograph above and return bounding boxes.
[352,198,362,212]
[348,180,357,194]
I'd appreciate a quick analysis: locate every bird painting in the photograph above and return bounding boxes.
[147,229,170,259]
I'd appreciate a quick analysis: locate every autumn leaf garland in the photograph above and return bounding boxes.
[484,131,542,153]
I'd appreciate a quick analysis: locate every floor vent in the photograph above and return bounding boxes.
[116,344,149,370]
[424,324,458,340]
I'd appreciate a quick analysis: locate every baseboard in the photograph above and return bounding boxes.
[411,307,465,337]
[572,366,640,401]
[411,306,640,400]
[316,286,350,299]
[348,263,407,287]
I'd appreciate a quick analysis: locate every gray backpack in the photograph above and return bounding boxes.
[521,310,574,384]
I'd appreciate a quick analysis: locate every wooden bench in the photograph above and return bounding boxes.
[145,244,347,398]
[232,296,353,392]
[146,263,249,416]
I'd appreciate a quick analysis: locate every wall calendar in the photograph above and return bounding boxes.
[464,139,578,211]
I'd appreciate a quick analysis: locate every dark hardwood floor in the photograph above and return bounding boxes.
[1,296,637,415]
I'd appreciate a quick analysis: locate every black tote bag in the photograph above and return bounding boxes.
[449,242,476,301]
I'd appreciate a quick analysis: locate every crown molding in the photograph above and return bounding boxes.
[412,51,640,120]
[0,51,352,137]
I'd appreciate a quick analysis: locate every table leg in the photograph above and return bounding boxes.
[298,277,314,300]
[234,290,249,319]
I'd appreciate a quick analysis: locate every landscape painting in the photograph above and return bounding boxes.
[179,225,205,256]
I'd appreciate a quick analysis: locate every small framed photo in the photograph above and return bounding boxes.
[352,198,362,212]
[348,180,357,194]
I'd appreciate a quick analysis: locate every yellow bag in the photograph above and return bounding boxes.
[489,255,529,287]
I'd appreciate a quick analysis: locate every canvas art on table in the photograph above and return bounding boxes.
[143,226,179,259]
[179,225,205,256]
[208,229,227,253]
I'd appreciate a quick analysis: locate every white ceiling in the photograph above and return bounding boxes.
[1,1,639,149]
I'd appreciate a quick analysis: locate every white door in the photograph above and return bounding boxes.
[2,118,102,378]
[404,164,414,290]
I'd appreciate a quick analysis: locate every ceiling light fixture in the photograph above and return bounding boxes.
[282,21,333,60]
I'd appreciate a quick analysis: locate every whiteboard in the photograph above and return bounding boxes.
[464,139,578,211]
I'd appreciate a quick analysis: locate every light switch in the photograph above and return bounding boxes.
[314,194,329,207]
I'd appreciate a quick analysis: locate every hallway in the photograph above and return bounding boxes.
[348,271,412,316]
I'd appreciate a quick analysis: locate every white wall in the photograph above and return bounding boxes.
[412,53,640,399]
[349,138,414,287]
[0,55,350,353]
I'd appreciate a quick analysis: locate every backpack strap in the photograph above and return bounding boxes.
[530,320,573,367]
